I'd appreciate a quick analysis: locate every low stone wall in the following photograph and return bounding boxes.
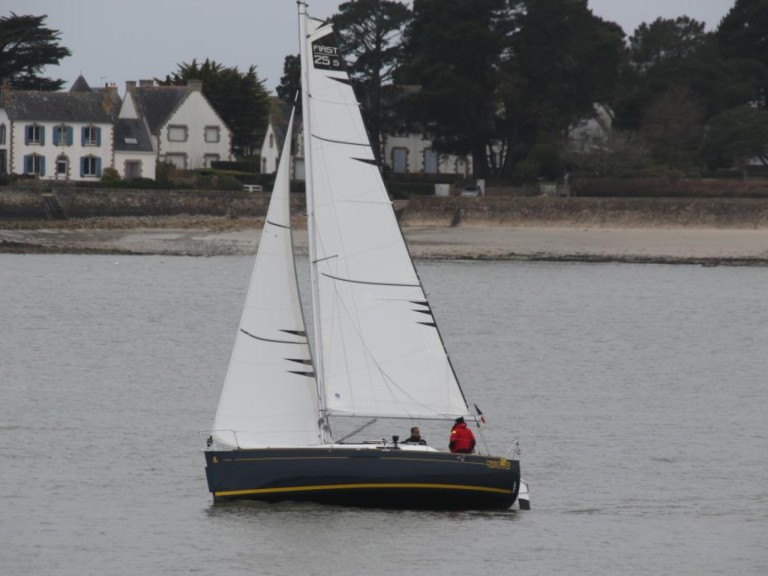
[403,196,768,228]
[572,177,768,198]
[3,187,768,228]
[0,188,281,220]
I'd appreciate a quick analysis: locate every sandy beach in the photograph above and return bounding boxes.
[2,217,768,265]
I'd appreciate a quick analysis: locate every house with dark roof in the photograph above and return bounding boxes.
[119,79,232,175]
[0,75,233,181]
[0,76,120,180]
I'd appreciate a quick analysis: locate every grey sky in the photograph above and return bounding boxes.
[8,0,735,94]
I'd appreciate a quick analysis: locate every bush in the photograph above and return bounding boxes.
[101,167,120,182]
[385,181,436,199]
[211,160,259,173]
[516,145,564,182]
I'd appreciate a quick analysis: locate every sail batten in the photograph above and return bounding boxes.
[312,133,369,147]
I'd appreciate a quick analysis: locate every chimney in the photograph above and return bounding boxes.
[126,80,137,92]
[139,79,154,87]
[187,79,203,92]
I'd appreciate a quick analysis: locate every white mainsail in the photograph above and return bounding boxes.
[301,17,470,421]
[212,109,322,448]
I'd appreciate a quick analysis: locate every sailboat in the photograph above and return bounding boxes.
[203,4,527,510]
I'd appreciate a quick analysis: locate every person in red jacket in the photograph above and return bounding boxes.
[449,417,476,453]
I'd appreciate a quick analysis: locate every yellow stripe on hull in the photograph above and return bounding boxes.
[215,482,513,498]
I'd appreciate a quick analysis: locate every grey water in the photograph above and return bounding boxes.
[1,254,766,575]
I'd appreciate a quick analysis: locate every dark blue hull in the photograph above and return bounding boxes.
[204,446,521,510]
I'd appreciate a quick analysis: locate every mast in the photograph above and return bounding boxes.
[298,2,329,441]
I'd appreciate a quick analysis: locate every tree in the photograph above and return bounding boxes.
[614,13,767,141]
[629,16,709,70]
[613,17,713,131]
[563,129,651,177]
[332,0,411,158]
[718,0,768,105]
[0,12,71,90]
[397,0,511,178]
[160,59,271,157]
[500,0,625,179]
[639,85,705,169]
[702,105,768,174]
[275,54,300,108]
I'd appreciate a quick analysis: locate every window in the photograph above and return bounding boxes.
[82,126,101,146]
[25,124,44,145]
[204,154,220,168]
[124,161,141,179]
[165,153,186,169]
[392,147,408,174]
[56,155,69,178]
[455,158,468,177]
[0,123,6,145]
[204,126,220,143]
[80,155,102,177]
[424,149,438,174]
[167,125,188,142]
[24,154,45,176]
[54,125,73,146]
[269,133,275,149]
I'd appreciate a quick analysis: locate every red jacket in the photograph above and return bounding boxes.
[449,422,476,453]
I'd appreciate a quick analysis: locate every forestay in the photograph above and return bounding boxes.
[302,20,470,421]
[212,110,322,448]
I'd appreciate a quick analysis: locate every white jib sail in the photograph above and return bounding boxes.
[212,109,322,448]
[302,18,470,421]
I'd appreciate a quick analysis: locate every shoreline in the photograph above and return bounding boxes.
[2,216,768,265]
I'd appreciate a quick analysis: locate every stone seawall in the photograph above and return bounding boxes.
[0,188,282,220]
[3,187,768,228]
[403,195,768,228]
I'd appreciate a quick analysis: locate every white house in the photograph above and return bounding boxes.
[113,116,156,180]
[259,99,471,179]
[261,99,291,175]
[567,103,614,151]
[0,78,120,181]
[121,79,232,171]
[0,76,233,181]
[381,133,471,177]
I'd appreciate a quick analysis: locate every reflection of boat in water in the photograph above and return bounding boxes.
[202,3,527,511]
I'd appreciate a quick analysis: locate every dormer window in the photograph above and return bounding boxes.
[82,126,101,146]
[25,124,44,145]
[167,125,188,142]
[204,126,220,143]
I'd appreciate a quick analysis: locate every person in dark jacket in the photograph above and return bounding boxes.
[449,417,476,453]
[404,426,426,445]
